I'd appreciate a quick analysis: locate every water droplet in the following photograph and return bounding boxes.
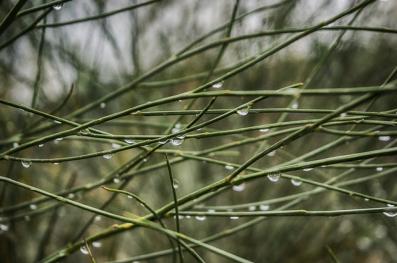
[171,138,184,146]
[111,143,121,149]
[54,138,63,144]
[113,178,120,184]
[248,205,256,211]
[53,162,59,165]
[29,204,37,210]
[159,139,168,145]
[53,3,63,10]
[291,179,302,186]
[94,216,102,222]
[80,246,89,255]
[291,101,299,109]
[208,209,216,213]
[383,204,397,217]
[259,204,270,211]
[0,224,9,232]
[340,113,347,117]
[378,136,391,142]
[127,195,133,199]
[103,154,113,160]
[237,107,249,116]
[172,180,179,189]
[195,215,206,221]
[212,81,224,89]
[100,102,106,109]
[303,168,313,172]
[54,120,61,124]
[92,241,102,248]
[21,160,32,168]
[185,215,191,219]
[175,123,182,128]
[267,151,276,157]
[376,167,383,172]
[225,165,234,171]
[267,173,280,183]
[38,144,44,148]
[230,216,239,220]
[124,139,135,144]
[364,198,369,202]
[259,128,269,133]
[232,183,245,192]
[67,193,75,199]
[172,127,181,134]
[13,142,19,148]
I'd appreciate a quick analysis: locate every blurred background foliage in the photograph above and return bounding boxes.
[0,0,397,262]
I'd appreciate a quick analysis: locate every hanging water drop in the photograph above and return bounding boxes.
[159,139,168,145]
[195,215,206,221]
[171,137,184,146]
[259,128,269,133]
[54,138,63,144]
[172,180,179,189]
[230,216,239,220]
[208,209,216,213]
[124,139,135,144]
[53,3,63,10]
[291,101,299,109]
[38,144,44,148]
[21,160,32,168]
[383,204,397,217]
[232,183,245,192]
[54,120,61,124]
[248,205,256,211]
[100,102,106,109]
[113,178,120,184]
[291,179,302,186]
[67,193,75,199]
[267,173,280,183]
[92,241,102,248]
[103,154,113,160]
[0,224,9,232]
[29,204,37,210]
[376,167,383,172]
[94,216,102,222]
[237,107,249,116]
[127,195,133,199]
[378,136,391,142]
[111,143,121,149]
[212,81,224,89]
[13,142,19,148]
[259,204,270,211]
[303,168,313,172]
[80,246,89,255]
[267,151,276,157]
[225,164,234,171]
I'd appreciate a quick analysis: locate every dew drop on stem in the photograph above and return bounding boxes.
[53,3,63,10]
[103,154,113,160]
[237,107,249,116]
[212,81,224,89]
[232,183,245,192]
[21,160,32,168]
[259,204,270,211]
[80,246,89,255]
[267,173,280,183]
[124,139,135,144]
[291,179,302,186]
[195,215,206,221]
